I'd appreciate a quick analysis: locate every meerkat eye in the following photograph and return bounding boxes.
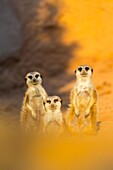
[40,75,43,79]
[28,75,32,79]
[85,67,89,71]
[54,99,58,103]
[47,100,51,104]
[91,68,93,73]
[35,74,39,78]
[78,67,82,72]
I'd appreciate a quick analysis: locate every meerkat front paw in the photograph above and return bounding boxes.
[75,110,80,117]
[85,110,90,118]
[32,112,37,120]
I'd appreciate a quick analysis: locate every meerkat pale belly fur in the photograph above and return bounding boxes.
[20,71,47,132]
[43,96,64,135]
[68,65,97,132]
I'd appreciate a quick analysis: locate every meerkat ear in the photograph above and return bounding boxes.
[91,68,93,73]
[61,99,63,104]
[25,77,27,82]
[75,70,76,74]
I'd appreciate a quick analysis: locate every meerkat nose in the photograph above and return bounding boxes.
[33,78,36,82]
[51,103,54,107]
[82,69,86,74]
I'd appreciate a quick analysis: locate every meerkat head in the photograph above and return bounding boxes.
[25,71,42,86]
[44,96,62,111]
[75,65,93,79]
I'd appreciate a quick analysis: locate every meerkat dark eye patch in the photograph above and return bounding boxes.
[35,74,39,78]
[40,75,43,79]
[91,68,93,73]
[47,100,51,104]
[78,67,82,72]
[75,70,76,73]
[54,99,58,103]
[85,67,89,71]
[28,75,32,79]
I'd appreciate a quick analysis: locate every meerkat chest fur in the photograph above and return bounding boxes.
[37,84,47,101]
[26,84,47,117]
[28,87,40,99]
[45,109,63,125]
[28,84,47,100]
[75,78,93,108]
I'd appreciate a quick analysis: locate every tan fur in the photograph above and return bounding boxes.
[68,65,98,134]
[20,72,47,133]
[43,96,65,136]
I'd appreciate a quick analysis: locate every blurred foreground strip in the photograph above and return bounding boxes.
[0,121,113,170]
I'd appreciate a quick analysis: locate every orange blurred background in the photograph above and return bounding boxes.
[60,0,113,59]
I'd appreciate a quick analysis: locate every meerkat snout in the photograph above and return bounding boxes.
[25,71,42,86]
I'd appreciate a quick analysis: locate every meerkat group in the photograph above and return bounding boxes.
[20,65,98,135]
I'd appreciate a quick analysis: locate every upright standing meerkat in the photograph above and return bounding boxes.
[68,65,98,134]
[43,96,65,135]
[20,71,48,133]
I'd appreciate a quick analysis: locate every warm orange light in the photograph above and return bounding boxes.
[59,0,113,59]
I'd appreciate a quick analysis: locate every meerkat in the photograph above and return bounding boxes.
[20,71,48,133]
[43,96,65,136]
[68,65,98,134]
